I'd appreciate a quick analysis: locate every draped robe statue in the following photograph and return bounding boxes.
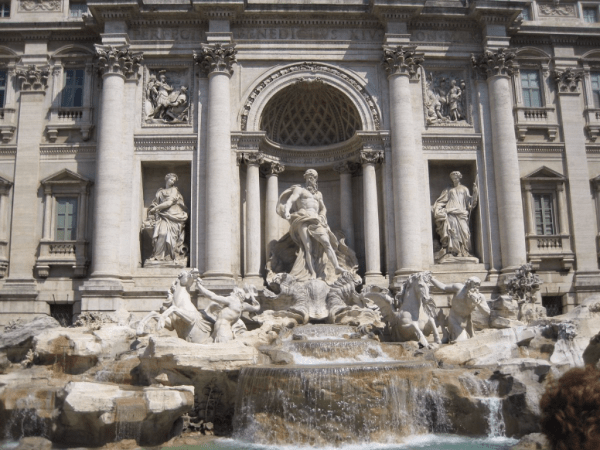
[432,171,478,263]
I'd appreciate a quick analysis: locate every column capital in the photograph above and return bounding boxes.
[553,68,584,95]
[382,45,423,81]
[194,43,237,76]
[471,48,516,79]
[242,152,265,166]
[16,65,50,92]
[260,161,285,177]
[94,44,143,79]
[359,150,384,165]
[0,178,12,196]
[333,161,360,175]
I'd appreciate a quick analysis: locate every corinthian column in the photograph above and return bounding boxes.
[472,49,527,272]
[383,46,424,279]
[333,161,359,249]
[195,44,237,283]
[91,45,143,280]
[360,150,385,284]
[243,153,264,285]
[261,162,285,258]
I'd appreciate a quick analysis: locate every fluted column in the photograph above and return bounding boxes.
[243,153,264,284]
[383,46,424,279]
[472,49,527,272]
[360,150,384,284]
[333,162,359,249]
[195,44,237,283]
[91,45,142,280]
[262,162,285,258]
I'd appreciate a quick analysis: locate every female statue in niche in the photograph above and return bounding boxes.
[144,173,188,266]
[432,171,478,263]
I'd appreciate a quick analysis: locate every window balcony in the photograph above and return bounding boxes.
[35,240,89,278]
[46,106,93,142]
[0,107,16,142]
[526,234,575,270]
[584,107,600,141]
[514,106,559,141]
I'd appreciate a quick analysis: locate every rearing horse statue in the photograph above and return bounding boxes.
[136,268,213,343]
[362,271,441,348]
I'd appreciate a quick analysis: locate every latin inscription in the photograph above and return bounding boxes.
[411,30,480,43]
[233,28,384,41]
[131,28,204,41]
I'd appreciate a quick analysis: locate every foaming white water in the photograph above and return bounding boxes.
[213,435,518,450]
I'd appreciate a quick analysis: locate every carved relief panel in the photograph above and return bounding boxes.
[422,68,472,128]
[143,65,193,127]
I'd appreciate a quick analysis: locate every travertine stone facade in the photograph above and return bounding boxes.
[1,0,600,325]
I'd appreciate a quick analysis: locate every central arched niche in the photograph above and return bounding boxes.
[260,80,362,147]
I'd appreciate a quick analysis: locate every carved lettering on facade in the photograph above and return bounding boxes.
[233,28,384,41]
[131,28,204,42]
[411,30,480,44]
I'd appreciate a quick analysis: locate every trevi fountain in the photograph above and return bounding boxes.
[1,168,599,450]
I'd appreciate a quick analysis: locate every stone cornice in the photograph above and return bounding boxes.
[517,144,564,153]
[194,43,237,76]
[134,135,196,152]
[16,65,50,91]
[95,44,143,79]
[233,17,383,29]
[471,48,516,79]
[422,135,481,151]
[382,45,424,80]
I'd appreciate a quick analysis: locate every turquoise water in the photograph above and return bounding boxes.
[164,435,518,450]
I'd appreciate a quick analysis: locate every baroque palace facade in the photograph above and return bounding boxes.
[0,0,599,325]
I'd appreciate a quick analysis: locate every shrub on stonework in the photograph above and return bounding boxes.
[540,365,600,450]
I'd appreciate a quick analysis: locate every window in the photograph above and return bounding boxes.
[521,70,542,107]
[591,73,600,108]
[55,197,78,240]
[61,69,84,108]
[584,7,598,23]
[0,70,6,108]
[0,3,9,18]
[533,193,556,235]
[542,296,563,317]
[50,303,73,327]
[520,7,531,21]
[69,2,87,18]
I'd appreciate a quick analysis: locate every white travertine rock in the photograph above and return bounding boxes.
[0,316,61,362]
[434,328,525,366]
[59,381,194,446]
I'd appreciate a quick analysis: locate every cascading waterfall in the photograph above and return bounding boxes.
[459,374,506,438]
[233,361,450,446]
[114,397,146,442]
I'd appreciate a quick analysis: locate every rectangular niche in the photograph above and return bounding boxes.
[428,160,482,265]
[141,162,192,268]
[422,67,472,128]
[142,64,193,127]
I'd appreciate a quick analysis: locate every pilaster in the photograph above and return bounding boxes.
[1,64,49,300]
[242,152,264,286]
[262,162,285,261]
[553,68,600,298]
[333,161,359,250]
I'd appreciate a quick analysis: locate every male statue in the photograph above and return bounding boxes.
[276,169,345,280]
[195,280,260,343]
[430,275,490,342]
